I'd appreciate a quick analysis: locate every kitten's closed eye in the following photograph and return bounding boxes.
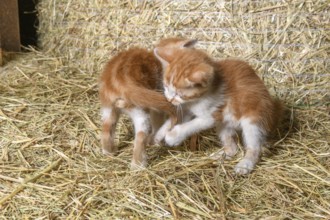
[190,82,204,88]
[184,79,202,89]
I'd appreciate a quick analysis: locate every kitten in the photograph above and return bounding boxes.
[154,39,283,174]
[99,39,195,170]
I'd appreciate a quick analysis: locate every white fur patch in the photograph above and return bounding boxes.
[165,116,215,146]
[125,108,150,133]
[235,159,254,175]
[240,118,264,147]
[166,85,176,98]
[154,118,171,144]
[189,87,225,118]
[164,85,173,101]
[234,118,265,175]
[101,107,112,121]
[163,87,225,146]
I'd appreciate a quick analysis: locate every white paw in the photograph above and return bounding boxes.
[165,126,184,146]
[130,163,147,171]
[130,159,147,171]
[102,148,114,156]
[154,129,167,145]
[153,120,172,145]
[234,159,255,175]
[209,150,233,160]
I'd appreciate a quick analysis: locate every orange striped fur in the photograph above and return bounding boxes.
[99,38,197,169]
[154,39,283,174]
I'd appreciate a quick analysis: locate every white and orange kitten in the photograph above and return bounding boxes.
[154,39,283,174]
[99,38,196,169]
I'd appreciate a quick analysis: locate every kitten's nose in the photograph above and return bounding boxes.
[170,98,180,105]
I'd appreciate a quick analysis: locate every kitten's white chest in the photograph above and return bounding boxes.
[188,96,219,117]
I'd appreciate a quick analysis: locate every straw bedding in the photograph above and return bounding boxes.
[1,0,329,219]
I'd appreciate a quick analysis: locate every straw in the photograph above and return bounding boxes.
[0,0,329,218]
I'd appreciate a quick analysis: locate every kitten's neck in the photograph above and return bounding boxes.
[210,64,223,93]
[199,57,223,93]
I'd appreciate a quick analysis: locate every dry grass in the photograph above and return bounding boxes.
[1,0,329,219]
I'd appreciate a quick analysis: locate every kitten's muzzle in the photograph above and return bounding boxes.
[169,98,181,106]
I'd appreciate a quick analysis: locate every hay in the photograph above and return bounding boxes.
[1,0,329,219]
[37,0,329,107]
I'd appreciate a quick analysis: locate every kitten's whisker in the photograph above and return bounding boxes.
[180,105,183,122]
[176,104,183,123]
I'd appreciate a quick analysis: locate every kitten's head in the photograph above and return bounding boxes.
[156,37,198,49]
[154,39,215,105]
[154,37,198,65]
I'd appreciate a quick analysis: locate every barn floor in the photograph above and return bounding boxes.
[0,51,329,219]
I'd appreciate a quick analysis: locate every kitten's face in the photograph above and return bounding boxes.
[163,78,205,105]
[162,50,214,105]
[154,38,214,105]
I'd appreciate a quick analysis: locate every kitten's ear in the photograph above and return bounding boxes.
[154,48,170,68]
[188,64,214,87]
[181,39,198,48]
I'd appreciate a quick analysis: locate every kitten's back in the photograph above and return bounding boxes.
[100,47,176,118]
[217,59,283,132]
[100,47,161,96]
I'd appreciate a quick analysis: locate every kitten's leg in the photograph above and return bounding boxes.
[148,111,166,145]
[235,119,265,175]
[153,118,172,145]
[154,111,194,145]
[126,108,151,170]
[101,107,120,155]
[165,116,215,146]
[210,124,238,160]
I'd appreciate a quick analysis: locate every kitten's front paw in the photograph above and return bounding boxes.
[153,120,172,145]
[154,130,166,145]
[234,159,254,175]
[165,126,184,146]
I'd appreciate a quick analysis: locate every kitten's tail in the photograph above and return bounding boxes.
[123,86,178,126]
[272,98,284,131]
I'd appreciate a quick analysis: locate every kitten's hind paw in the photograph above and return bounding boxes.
[131,159,147,171]
[102,148,116,156]
[234,159,254,175]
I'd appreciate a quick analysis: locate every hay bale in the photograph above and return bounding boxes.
[37,0,329,106]
[0,0,329,219]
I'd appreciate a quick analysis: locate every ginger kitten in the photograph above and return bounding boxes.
[154,39,283,174]
[99,39,195,169]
